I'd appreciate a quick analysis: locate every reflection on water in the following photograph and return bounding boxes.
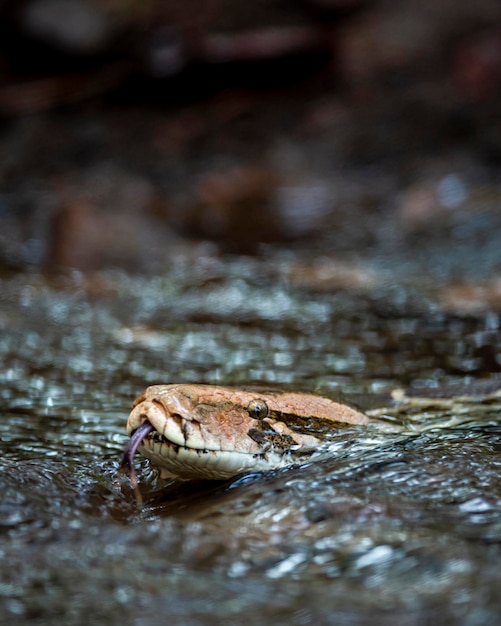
[1,256,501,625]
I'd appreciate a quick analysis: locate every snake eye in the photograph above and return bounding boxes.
[247,399,269,420]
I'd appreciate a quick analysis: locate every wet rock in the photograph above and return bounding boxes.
[177,165,282,254]
[441,278,501,315]
[48,166,168,270]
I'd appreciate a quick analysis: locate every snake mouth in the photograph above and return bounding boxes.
[119,416,242,483]
[119,418,278,486]
[137,431,262,481]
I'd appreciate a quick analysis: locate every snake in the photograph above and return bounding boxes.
[118,381,501,494]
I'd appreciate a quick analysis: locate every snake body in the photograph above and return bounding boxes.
[120,383,372,482]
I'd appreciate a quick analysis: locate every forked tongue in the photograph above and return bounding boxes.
[118,420,155,504]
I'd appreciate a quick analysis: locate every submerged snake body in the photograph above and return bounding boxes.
[124,384,371,481]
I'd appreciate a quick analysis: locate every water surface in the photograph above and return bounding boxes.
[1,255,501,625]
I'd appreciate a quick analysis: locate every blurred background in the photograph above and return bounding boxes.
[1,0,500,274]
[3,5,501,624]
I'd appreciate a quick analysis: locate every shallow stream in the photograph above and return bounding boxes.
[1,253,501,625]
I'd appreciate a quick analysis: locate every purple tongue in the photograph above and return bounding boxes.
[118,420,155,501]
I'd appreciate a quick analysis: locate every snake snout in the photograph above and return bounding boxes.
[127,399,168,435]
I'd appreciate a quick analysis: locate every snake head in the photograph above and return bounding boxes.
[119,383,370,486]
[121,384,290,481]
